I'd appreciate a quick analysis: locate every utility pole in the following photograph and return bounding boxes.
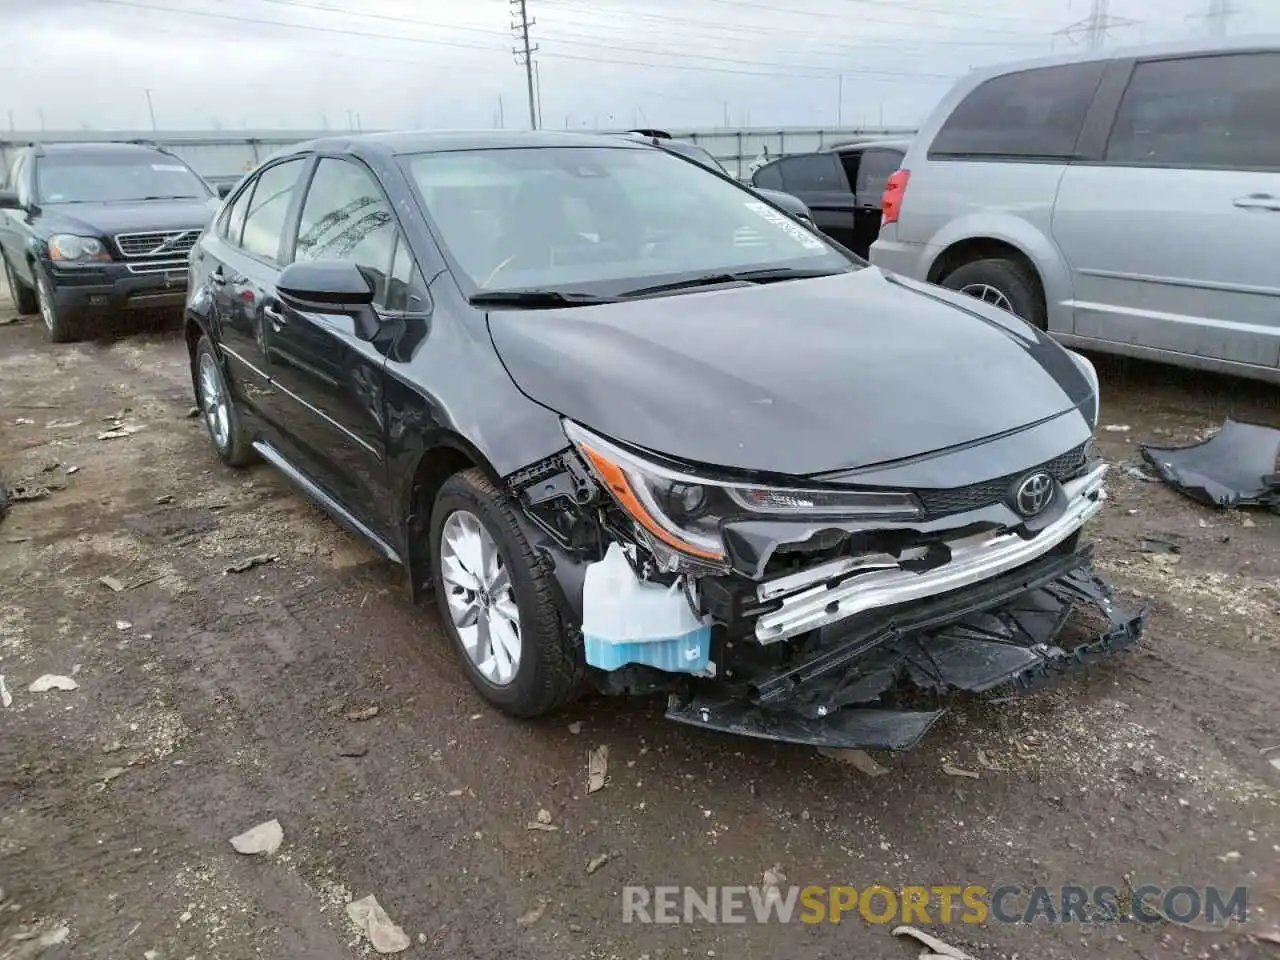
[1055,0,1138,49]
[498,95,505,129]
[144,89,156,131]
[7,110,13,132]
[1192,0,1241,36]
[533,61,543,129]
[510,0,538,129]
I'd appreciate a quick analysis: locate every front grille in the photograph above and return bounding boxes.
[114,230,199,259]
[126,258,188,275]
[916,443,1089,518]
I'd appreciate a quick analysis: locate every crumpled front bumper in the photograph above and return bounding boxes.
[665,544,1146,751]
[753,464,1108,643]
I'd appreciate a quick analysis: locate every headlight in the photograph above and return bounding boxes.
[564,421,923,563]
[1067,350,1100,429]
[49,235,110,262]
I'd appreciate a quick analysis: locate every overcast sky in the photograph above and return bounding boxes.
[0,0,1274,134]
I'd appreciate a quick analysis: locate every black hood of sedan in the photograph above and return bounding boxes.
[487,268,1094,477]
[37,198,217,238]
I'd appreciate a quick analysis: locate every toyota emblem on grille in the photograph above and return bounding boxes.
[1013,471,1055,517]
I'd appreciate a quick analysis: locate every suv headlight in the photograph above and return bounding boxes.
[564,421,923,563]
[48,235,110,263]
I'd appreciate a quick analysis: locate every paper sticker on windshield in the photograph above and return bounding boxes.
[743,201,825,250]
[151,164,187,172]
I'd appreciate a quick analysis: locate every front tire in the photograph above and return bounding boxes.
[942,257,1046,330]
[430,469,583,718]
[3,255,38,315]
[194,335,255,467]
[34,269,77,343]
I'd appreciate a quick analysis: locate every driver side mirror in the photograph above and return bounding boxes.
[0,190,22,210]
[277,259,381,341]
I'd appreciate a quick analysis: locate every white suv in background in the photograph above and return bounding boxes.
[869,37,1280,384]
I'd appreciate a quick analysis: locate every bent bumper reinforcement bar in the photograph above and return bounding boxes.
[753,464,1108,644]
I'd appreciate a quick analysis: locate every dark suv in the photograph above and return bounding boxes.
[183,130,1140,751]
[0,141,222,341]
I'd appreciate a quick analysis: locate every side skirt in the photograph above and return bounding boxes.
[251,440,403,566]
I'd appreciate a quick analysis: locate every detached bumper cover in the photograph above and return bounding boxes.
[665,547,1146,750]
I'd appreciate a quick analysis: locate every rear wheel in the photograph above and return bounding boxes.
[430,468,583,717]
[3,255,38,315]
[194,335,255,467]
[942,257,1046,330]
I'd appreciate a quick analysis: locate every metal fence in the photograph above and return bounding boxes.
[1,125,916,184]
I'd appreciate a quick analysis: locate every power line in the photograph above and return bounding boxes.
[511,0,538,129]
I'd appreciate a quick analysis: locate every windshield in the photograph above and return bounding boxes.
[35,153,210,203]
[405,146,852,294]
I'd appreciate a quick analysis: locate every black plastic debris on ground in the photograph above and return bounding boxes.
[1141,418,1280,512]
[665,550,1147,751]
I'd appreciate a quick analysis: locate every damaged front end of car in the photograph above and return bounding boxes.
[506,420,1146,751]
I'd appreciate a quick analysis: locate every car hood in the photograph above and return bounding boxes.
[487,267,1095,477]
[38,198,218,237]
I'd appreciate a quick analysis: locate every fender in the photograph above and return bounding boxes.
[922,212,1076,335]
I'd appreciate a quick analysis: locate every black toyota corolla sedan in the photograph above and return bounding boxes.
[185,130,1144,751]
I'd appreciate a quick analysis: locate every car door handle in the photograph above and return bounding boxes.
[263,302,287,332]
[1233,194,1280,211]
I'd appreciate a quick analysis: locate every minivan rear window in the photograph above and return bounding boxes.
[928,61,1106,161]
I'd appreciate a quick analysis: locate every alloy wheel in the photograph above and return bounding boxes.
[439,509,522,686]
[197,352,232,451]
[959,282,1015,315]
[36,275,55,333]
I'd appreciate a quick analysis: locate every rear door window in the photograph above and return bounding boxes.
[1105,52,1280,170]
[752,161,784,190]
[778,154,846,192]
[929,61,1106,160]
[239,158,306,263]
[219,183,253,246]
[854,149,904,204]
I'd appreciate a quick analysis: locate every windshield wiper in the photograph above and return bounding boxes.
[620,266,848,299]
[136,195,203,201]
[469,289,620,308]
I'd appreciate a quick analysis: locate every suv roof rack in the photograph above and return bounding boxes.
[625,128,673,140]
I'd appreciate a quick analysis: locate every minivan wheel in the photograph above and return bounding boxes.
[3,256,38,315]
[194,335,255,467]
[429,468,584,718]
[942,258,1046,329]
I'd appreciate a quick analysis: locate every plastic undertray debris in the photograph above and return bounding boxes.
[1141,418,1280,511]
[664,549,1147,751]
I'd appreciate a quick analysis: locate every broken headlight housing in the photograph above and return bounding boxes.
[563,420,923,564]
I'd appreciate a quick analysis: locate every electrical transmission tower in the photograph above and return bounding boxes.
[511,0,539,130]
[1190,0,1242,36]
[1054,0,1138,49]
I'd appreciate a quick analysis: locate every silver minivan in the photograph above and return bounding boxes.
[870,37,1280,384]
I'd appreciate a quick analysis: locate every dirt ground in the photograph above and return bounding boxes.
[1,284,1277,960]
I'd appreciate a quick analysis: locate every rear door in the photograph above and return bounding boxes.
[265,155,405,536]
[211,156,310,419]
[770,153,857,248]
[1052,51,1280,370]
[850,147,904,258]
